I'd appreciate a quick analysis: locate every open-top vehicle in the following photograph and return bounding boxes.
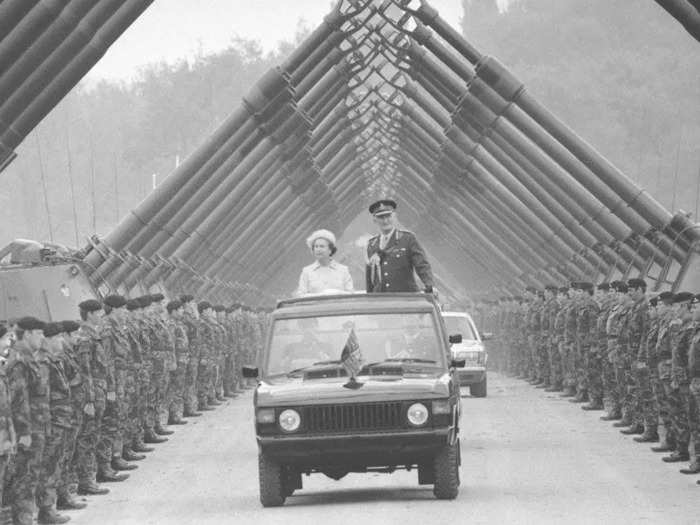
[243,292,463,506]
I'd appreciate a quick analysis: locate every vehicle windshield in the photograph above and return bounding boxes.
[443,316,478,341]
[265,312,445,377]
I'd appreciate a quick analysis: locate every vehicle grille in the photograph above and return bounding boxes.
[303,402,404,433]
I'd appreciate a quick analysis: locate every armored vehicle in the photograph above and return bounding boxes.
[243,292,463,506]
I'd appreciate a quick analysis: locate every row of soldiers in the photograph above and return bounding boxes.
[0,293,268,525]
[480,279,700,481]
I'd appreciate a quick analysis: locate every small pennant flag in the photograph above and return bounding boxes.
[340,327,363,379]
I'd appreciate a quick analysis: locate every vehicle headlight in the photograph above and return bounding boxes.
[407,403,429,426]
[256,408,275,424]
[278,409,301,432]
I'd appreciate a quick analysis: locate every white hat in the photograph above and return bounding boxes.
[306,229,336,250]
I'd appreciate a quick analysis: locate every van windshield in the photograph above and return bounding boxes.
[443,316,477,341]
[265,312,445,377]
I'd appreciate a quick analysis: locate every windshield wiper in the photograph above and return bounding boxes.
[311,360,342,366]
[286,360,343,377]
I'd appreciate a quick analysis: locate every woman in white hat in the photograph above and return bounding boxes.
[296,229,354,296]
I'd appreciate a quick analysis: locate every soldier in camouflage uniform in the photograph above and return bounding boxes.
[100,295,137,476]
[6,317,49,525]
[56,320,93,509]
[222,306,238,397]
[166,300,189,425]
[572,282,598,404]
[35,323,71,524]
[120,301,146,461]
[549,287,570,392]
[540,286,559,390]
[212,306,228,402]
[603,281,632,421]
[645,294,674,449]
[685,295,700,478]
[74,299,123,494]
[197,302,216,410]
[561,287,579,397]
[146,294,176,438]
[0,325,16,522]
[662,292,695,465]
[585,283,613,411]
[179,295,201,418]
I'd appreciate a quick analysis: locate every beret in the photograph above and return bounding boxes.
[17,316,46,331]
[544,285,558,292]
[43,322,63,338]
[0,325,6,338]
[225,306,234,313]
[597,282,610,291]
[230,303,241,309]
[126,299,141,311]
[614,283,628,293]
[197,301,212,313]
[137,296,153,308]
[673,291,694,304]
[649,297,658,307]
[166,300,183,313]
[213,305,225,312]
[179,294,194,303]
[150,293,165,303]
[103,294,127,308]
[579,282,594,291]
[627,278,647,289]
[368,199,397,216]
[658,291,674,304]
[78,299,102,312]
[60,320,80,333]
[558,287,569,293]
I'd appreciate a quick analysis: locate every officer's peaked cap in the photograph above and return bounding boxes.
[369,199,397,216]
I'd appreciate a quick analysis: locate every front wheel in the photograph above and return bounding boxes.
[433,439,460,500]
[258,452,286,507]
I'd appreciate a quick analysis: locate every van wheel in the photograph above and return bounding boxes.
[283,467,302,496]
[433,439,460,500]
[258,452,286,507]
[470,376,487,398]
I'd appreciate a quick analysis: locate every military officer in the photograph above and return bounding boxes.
[365,199,434,294]
[178,295,201,418]
[165,300,189,425]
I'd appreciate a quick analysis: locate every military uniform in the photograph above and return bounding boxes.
[166,314,189,423]
[180,303,200,416]
[687,318,700,469]
[6,338,49,525]
[365,229,434,293]
[0,352,16,519]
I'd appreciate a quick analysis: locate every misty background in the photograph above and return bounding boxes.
[1,0,698,253]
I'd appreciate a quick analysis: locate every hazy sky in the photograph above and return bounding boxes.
[85,0,469,83]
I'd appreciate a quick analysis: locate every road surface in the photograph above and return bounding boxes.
[69,374,698,524]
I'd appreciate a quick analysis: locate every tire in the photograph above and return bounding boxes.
[470,376,487,398]
[283,468,302,497]
[258,452,286,507]
[433,440,460,500]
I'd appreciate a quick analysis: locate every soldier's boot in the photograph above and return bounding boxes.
[651,434,675,452]
[122,445,146,461]
[620,424,645,435]
[111,456,138,471]
[600,411,622,421]
[133,436,156,452]
[633,426,659,443]
[207,397,222,406]
[662,449,690,463]
[56,493,87,510]
[680,458,700,474]
[12,504,35,525]
[559,386,576,397]
[168,414,188,425]
[37,507,71,524]
[77,481,110,496]
[612,417,634,427]
[183,408,202,417]
[223,390,237,398]
[545,384,563,392]
[154,424,174,436]
[198,399,215,411]
[143,429,168,444]
[97,463,129,482]
[581,402,605,411]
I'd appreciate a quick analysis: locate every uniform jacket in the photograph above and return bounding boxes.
[365,229,434,293]
[7,340,50,435]
[0,366,16,455]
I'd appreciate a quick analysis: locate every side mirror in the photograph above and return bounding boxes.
[481,332,493,341]
[448,334,462,344]
[451,359,466,368]
[242,366,259,378]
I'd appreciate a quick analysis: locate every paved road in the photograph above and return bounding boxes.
[69,374,698,524]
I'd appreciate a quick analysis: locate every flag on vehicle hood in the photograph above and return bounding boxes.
[340,328,363,379]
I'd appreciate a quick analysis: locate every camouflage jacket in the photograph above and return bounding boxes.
[576,295,599,344]
[102,315,131,371]
[43,348,72,429]
[622,296,648,356]
[7,340,50,435]
[197,318,216,363]
[182,311,199,362]
[688,324,700,376]
[0,366,16,455]
[671,319,696,379]
[167,318,189,367]
[76,322,112,399]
